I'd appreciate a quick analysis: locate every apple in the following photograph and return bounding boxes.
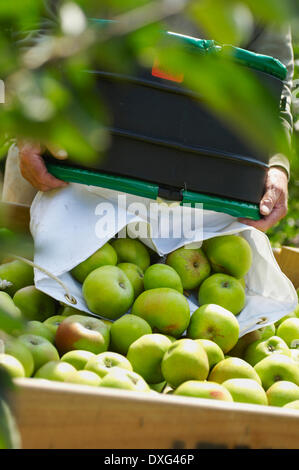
[71,243,118,283]
[161,338,209,388]
[55,314,110,355]
[66,370,102,386]
[13,286,57,322]
[244,336,291,366]
[209,357,262,385]
[99,367,150,392]
[23,320,55,343]
[85,351,132,378]
[34,360,76,382]
[61,350,96,370]
[229,325,276,358]
[254,354,299,390]
[187,304,239,354]
[58,305,88,317]
[0,291,24,334]
[203,235,252,279]
[150,381,166,393]
[143,264,183,293]
[2,335,34,377]
[266,381,299,407]
[43,315,67,336]
[110,314,152,355]
[195,339,224,369]
[290,349,299,363]
[174,381,233,402]
[277,318,299,348]
[18,334,59,373]
[0,353,25,378]
[222,378,268,405]
[82,266,134,319]
[166,247,210,290]
[198,274,245,315]
[117,263,144,299]
[275,312,297,329]
[283,400,299,410]
[131,288,190,338]
[0,260,34,296]
[111,238,150,272]
[127,333,172,384]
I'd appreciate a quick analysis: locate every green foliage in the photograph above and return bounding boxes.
[268,31,299,247]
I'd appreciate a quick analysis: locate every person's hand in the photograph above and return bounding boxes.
[18,140,69,192]
[238,166,288,232]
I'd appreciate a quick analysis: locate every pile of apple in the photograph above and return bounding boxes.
[1,234,299,410]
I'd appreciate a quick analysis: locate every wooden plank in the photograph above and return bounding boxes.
[274,246,299,289]
[12,378,299,449]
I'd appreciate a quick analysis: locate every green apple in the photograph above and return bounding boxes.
[254,354,299,390]
[13,286,57,322]
[58,306,88,317]
[203,235,252,279]
[277,318,299,348]
[195,339,224,369]
[110,314,152,355]
[131,288,190,338]
[117,263,144,299]
[0,353,25,378]
[290,349,299,363]
[18,334,59,373]
[143,264,183,293]
[266,381,299,407]
[229,325,276,358]
[2,335,34,377]
[55,315,110,355]
[222,378,268,405]
[187,304,239,353]
[244,336,291,366]
[66,370,102,386]
[174,381,233,402]
[275,312,297,329]
[71,243,118,284]
[0,291,24,334]
[259,324,276,340]
[166,247,210,290]
[0,260,34,296]
[85,351,132,378]
[82,266,134,319]
[99,367,150,392]
[34,360,76,382]
[161,338,209,388]
[61,350,96,370]
[198,273,246,315]
[229,331,263,358]
[127,333,172,384]
[209,357,262,385]
[283,400,299,410]
[43,315,67,336]
[111,238,150,272]
[150,381,166,393]
[23,321,55,343]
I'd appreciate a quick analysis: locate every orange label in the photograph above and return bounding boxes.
[152,58,184,83]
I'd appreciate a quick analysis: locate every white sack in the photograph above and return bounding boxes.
[30,183,298,337]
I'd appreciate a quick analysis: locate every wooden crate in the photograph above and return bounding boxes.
[12,378,299,449]
[273,246,299,289]
[1,201,297,449]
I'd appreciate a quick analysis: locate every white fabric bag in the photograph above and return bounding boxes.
[30,183,298,337]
